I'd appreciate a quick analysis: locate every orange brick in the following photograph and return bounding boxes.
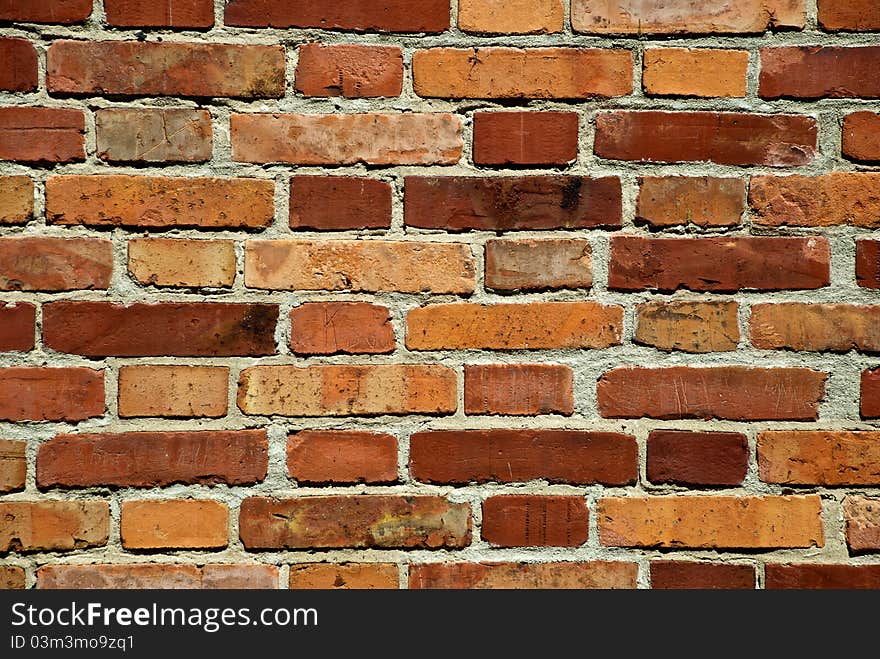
[0,176,33,225]
[464,364,574,416]
[287,431,398,484]
[635,301,740,353]
[0,566,25,589]
[0,501,109,552]
[118,365,229,418]
[290,302,395,355]
[458,0,563,34]
[643,49,749,97]
[295,44,403,98]
[758,431,880,486]
[485,239,592,292]
[845,496,880,552]
[637,177,745,228]
[121,500,228,550]
[0,439,26,493]
[128,239,236,288]
[751,303,880,352]
[289,564,399,589]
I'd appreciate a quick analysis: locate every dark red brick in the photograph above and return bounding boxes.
[647,431,749,486]
[766,564,880,589]
[0,303,34,352]
[290,176,391,230]
[0,107,85,164]
[651,562,755,589]
[0,39,37,92]
[760,47,880,98]
[482,496,589,547]
[473,112,578,166]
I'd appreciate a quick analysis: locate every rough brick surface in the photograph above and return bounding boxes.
[96,109,212,163]
[0,439,26,493]
[459,0,563,34]
[860,369,880,418]
[464,364,574,416]
[651,562,755,590]
[481,496,589,547]
[765,564,880,590]
[410,562,637,589]
[0,303,35,352]
[636,177,745,228]
[128,239,236,288]
[0,0,92,23]
[0,176,33,225]
[289,177,392,230]
[295,44,403,98]
[104,0,214,28]
[647,431,749,486]
[0,501,109,553]
[819,0,880,31]
[0,566,25,589]
[760,47,880,99]
[635,301,740,353]
[118,365,229,418]
[0,368,104,422]
[289,564,399,589]
[758,431,880,486]
[0,237,112,291]
[290,302,395,355]
[473,112,578,166]
[38,564,278,589]
[121,500,228,550]
[845,496,880,553]
[643,49,749,98]
[751,304,880,353]
[0,38,37,92]
[287,431,398,484]
[0,107,85,163]
[842,112,880,163]
[485,239,592,291]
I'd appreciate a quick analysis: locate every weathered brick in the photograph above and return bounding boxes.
[411,429,636,485]
[861,369,880,418]
[128,239,236,288]
[413,48,632,99]
[37,430,268,489]
[0,176,33,225]
[758,431,880,486]
[845,496,880,553]
[290,176,391,230]
[459,0,563,34]
[0,39,37,92]
[750,173,880,228]
[287,431,398,485]
[609,236,829,292]
[572,0,805,34]
[819,0,880,31]
[0,107,85,163]
[121,500,229,550]
[0,501,109,552]
[245,240,474,294]
[296,44,403,98]
[46,175,274,229]
[406,302,622,350]
[104,0,214,27]
[289,564,398,589]
[201,565,278,589]
[96,109,212,163]
[842,112,880,163]
[225,0,450,32]
[410,562,637,589]
[239,496,471,549]
[766,564,880,589]
[118,365,229,418]
[647,431,749,487]
[290,302,395,355]
[635,301,740,353]
[0,439,26,493]
[47,41,285,98]
[232,113,461,165]
[0,237,112,291]
[485,239,592,292]
[38,564,278,589]
[43,302,277,357]
[760,47,880,98]
[0,0,92,23]
[595,111,817,166]
[0,303,34,352]
[598,367,826,421]
[0,368,104,422]
[0,566,24,589]
[651,562,755,590]
[636,177,745,228]
[751,304,880,353]
[482,496,589,547]
[599,495,823,549]
[238,365,457,417]
[464,364,574,416]
[473,112,578,166]
[405,176,622,231]
[643,49,749,97]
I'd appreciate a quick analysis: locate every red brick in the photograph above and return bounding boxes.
[224,0,450,32]
[647,431,749,487]
[0,303,34,352]
[46,175,274,229]
[598,366,826,421]
[0,39,37,92]
[758,431,880,486]
[405,176,622,231]
[760,47,880,98]
[296,44,403,98]
[459,0,563,34]
[595,111,817,166]
[473,112,578,166]
[105,0,214,27]
[572,0,805,34]
[0,439,26,493]
[0,107,85,164]
[861,369,880,418]
[239,496,471,549]
[410,562,637,589]
[290,302,394,355]
[0,0,92,23]
[42,301,277,357]
[287,431,398,484]
[609,236,829,292]
[751,303,880,352]
[845,496,880,553]
[289,177,391,230]
[38,564,278,589]
[0,237,112,291]
[636,177,745,228]
[37,430,268,489]
[410,429,637,486]
[843,112,880,163]
[201,565,278,589]
[635,301,740,353]
[643,49,749,98]
[289,564,398,589]
[118,365,229,418]
[414,48,632,99]
[750,173,880,228]
[464,364,574,416]
[651,562,755,590]
[0,501,108,552]
[47,41,285,98]
[482,496,589,547]
[121,500,228,550]
[0,566,24,589]
[96,109,212,163]
[0,368,104,422]
[0,176,33,225]
[766,564,880,589]
[819,0,880,31]
[598,495,823,549]
[232,113,462,165]
[485,239,592,292]
[238,364,457,417]
[128,239,236,288]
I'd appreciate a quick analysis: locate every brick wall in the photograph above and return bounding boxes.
[1,0,879,590]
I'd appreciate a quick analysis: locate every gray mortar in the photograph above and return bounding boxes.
[1,0,880,589]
